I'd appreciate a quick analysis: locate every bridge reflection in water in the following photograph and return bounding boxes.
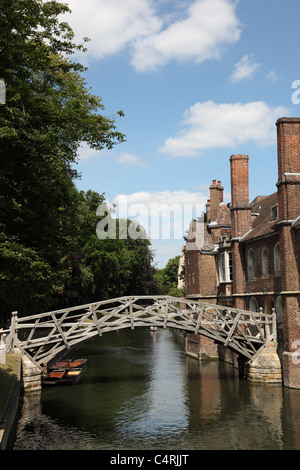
[12,329,300,450]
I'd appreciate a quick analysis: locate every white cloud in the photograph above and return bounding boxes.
[110,189,207,267]
[131,0,242,71]
[77,143,101,161]
[230,54,260,82]
[77,144,148,167]
[152,241,184,268]
[159,100,289,157]
[266,70,280,82]
[62,0,162,60]
[117,152,149,167]
[62,0,241,71]
[112,190,207,240]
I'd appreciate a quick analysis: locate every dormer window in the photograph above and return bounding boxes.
[271,204,278,221]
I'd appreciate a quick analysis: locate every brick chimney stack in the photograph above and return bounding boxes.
[276,117,300,221]
[218,181,223,204]
[275,118,300,388]
[229,154,252,309]
[209,179,223,222]
[206,199,211,222]
[230,154,252,238]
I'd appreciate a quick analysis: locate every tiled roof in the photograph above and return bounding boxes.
[292,216,300,228]
[185,218,215,252]
[241,192,279,242]
[216,203,231,226]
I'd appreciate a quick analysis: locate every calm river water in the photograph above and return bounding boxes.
[12,328,300,450]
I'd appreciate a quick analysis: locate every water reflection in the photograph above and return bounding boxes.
[13,392,99,450]
[12,328,300,450]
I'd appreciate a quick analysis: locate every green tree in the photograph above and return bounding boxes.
[154,255,184,297]
[72,191,160,303]
[0,0,125,319]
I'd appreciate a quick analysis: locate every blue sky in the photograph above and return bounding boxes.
[62,0,300,268]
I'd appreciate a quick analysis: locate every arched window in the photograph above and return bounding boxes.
[274,242,281,277]
[275,295,282,329]
[262,247,268,278]
[247,249,256,280]
[265,296,275,314]
[249,296,258,312]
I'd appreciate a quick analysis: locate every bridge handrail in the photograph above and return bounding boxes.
[8,295,276,324]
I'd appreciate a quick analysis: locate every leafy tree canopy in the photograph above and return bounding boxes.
[0,1,130,320]
[154,255,185,297]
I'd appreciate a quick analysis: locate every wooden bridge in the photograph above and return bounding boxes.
[3,296,277,371]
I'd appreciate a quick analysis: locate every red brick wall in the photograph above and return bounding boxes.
[244,235,281,294]
[276,118,300,387]
[185,250,217,299]
[185,249,200,296]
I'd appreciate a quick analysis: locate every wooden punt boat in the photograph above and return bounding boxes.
[48,359,72,370]
[59,368,83,385]
[48,358,87,370]
[42,369,65,386]
[65,359,87,369]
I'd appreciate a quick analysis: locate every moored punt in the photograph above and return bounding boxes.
[48,359,73,370]
[48,358,87,370]
[43,369,65,386]
[65,359,87,369]
[59,368,83,385]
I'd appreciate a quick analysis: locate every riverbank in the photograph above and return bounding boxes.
[0,353,21,450]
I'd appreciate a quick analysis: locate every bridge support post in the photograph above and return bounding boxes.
[244,342,282,384]
[21,355,42,392]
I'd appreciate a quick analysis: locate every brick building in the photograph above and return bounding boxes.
[184,117,300,388]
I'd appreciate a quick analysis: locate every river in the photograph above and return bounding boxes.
[11,327,300,450]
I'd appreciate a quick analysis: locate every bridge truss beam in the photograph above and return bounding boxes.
[4,296,277,370]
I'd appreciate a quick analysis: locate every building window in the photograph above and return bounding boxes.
[274,242,281,277]
[262,247,268,278]
[249,296,258,312]
[219,252,226,282]
[247,249,256,280]
[218,250,232,283]
[275,295,282,329]
[228,251,233,281]
[271,205,278,221]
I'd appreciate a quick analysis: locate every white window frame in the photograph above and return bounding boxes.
[218,250,232,283]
